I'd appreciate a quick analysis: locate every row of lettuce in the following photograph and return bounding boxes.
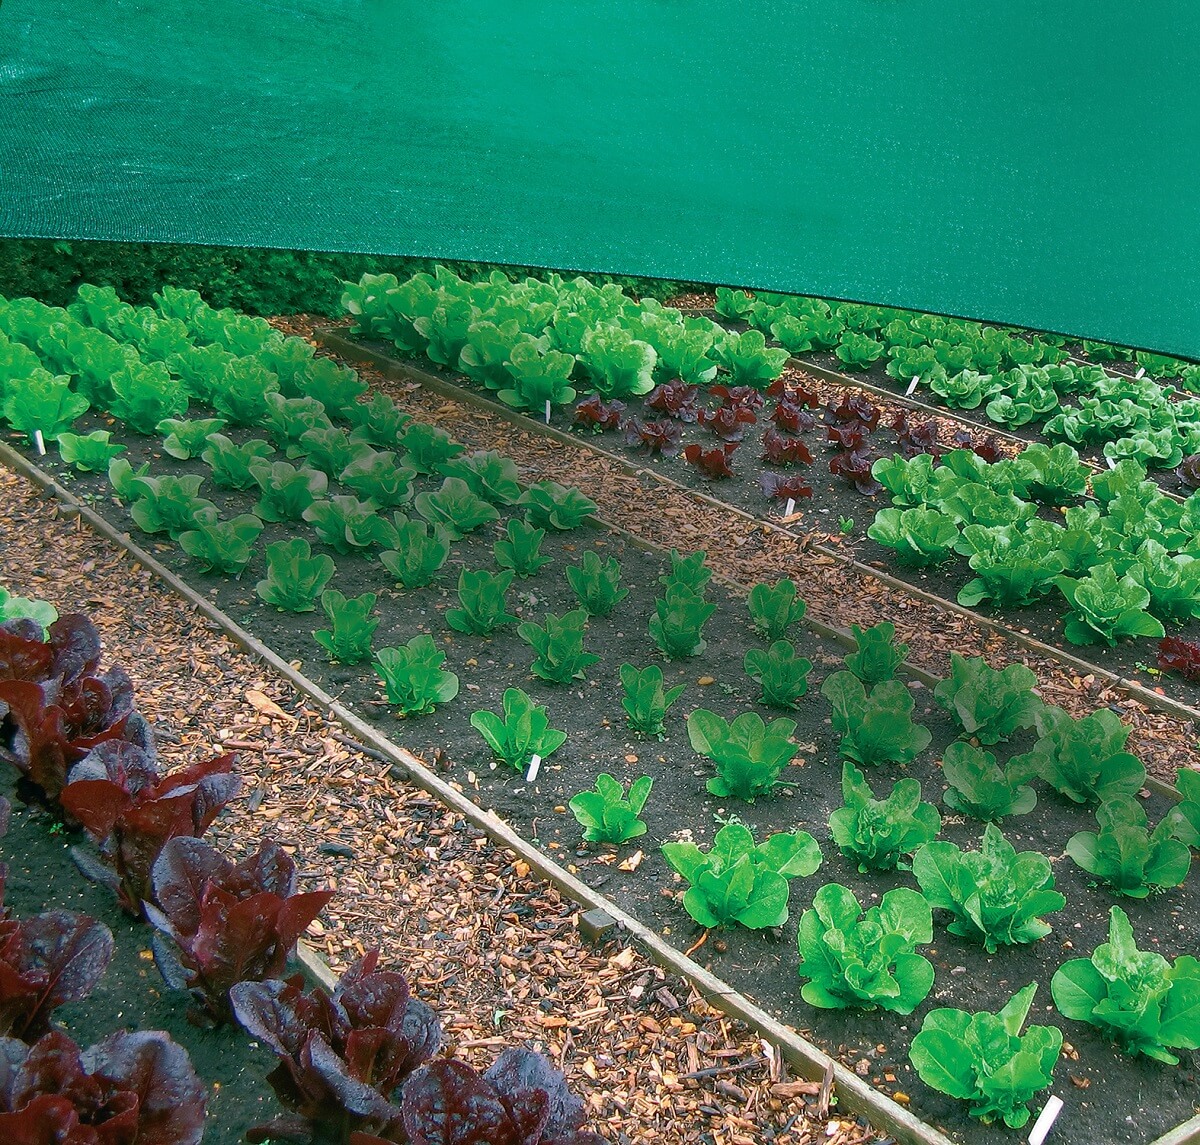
[0,600,603,1145]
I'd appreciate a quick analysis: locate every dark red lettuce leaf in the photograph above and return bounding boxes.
[709,384,764,412]
[760,429,813,467]
[0,912,113,1042]
[61,744,240,917]
[696,404,755,441]
[825,424,866,451]
[824,393,880,429]
[829,449,882,496]
[1159,636,1200,683]
[570,397,624,433]
[645,382,699,422]
[895,417,940,460]
[760,473,814,502]
[770,398,816,434]
[1177,454,1200,491]
[971,433,1006,463]
[682,443,737,479]
[622,417,682,457]
[145,837,332,1024]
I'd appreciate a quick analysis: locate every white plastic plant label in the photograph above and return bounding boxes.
[1027,1094,1063,1145]
[34,430,45,456]
[526,753,542,782]
[906,376,921,396]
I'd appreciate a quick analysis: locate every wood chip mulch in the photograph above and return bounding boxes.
[0,465,883,1145]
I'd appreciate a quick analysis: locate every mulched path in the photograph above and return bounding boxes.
[0,465,878,1145]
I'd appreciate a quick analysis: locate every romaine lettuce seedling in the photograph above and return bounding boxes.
[414,476,500,540]
[127,473,219,540]
[56,429,126,472]
[566,551,628,617]
[829,763,940,872]
[249,458,329,523]
[109,360,188,434]
[313,589,379,664]
[3,368,89,443]
[932,653,1042,745]
[518,608,599,684]
[746,578,806,641]
[821,671,930,766]
[439,449,522,505]
[686,709,799,802]
[178,514,264,575]
[743,640,812,710]
[843,621,907,685]
[570,774,653,844]
[619,663,685,738]
[493,518,551,578]
[1056,563,1166,646]
[158,416,228,460]
[940,742,1037,822]
[379,515,451,589]
[1066,795,1191,898]
[470,687,567,771]
[373,635,459,716]
[517,480,597,530]
[650,584,715,660]
[201,433,275,489]
[338,450,417,509]
[446,569,518,635]
[255,538,336,612]
[303,495,398,552]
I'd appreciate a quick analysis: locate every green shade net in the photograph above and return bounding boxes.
[1,1,1198,355]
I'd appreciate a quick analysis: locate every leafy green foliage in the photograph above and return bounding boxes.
[650,584,715,660]
[565,551,628,617]
[0,586,57,631]
[292,357,367,418]
[107,360,188,434]
[56,430,126,472]
[1052,906,1200,1064]
[255,538,336,612]
[569,774,653,844]
[1166,769,1200,848]
[912,824,1065,952]
[797,885,934,1014]
[909,984,1062,1129]
[956,523,1066,608]
[1128,540,1200,624]
[379,516,451,589]
[313,589,379,664]
[867,507,959,566]
[1066,796,1191,898]
[303,496,397,552]
[200,434,275,490]
[659,549,712,596]
[345,391,411,447]
[3,369,89,442]
[439,450,522,505]
[932,653,1041,745]
[686,709,799,802]
[619,663,685,738]
[178,513,263,575]
[493,519,551,578]
[497,336,577,410]
[296,426,371,479]
[517,481,597,530]
[843,621,906,685]
[743,640,812,710]
[1011,706,1145,805]
[373,635,459,716]
[445,569,518,635]
[829,763,940,873]
[518,608,599,683]
[1012,442,1089,505]
[106,457,150,499]
[940,742,1037,822]
[1056,563,1165,646]
[398,422,465,474]
[249,458,329,523]
[210,357,280,426]
[821,671,931,766]
[338,450,417,509]
[746,579,806,641]
[580,325,657,399]
[414,476,500,540]
[470,687,567,771]
[661,822,821,929]
[157,416,227,460]
[127,473,219,539]
[261,393,332,454]
[713,329,789,387]
[834,332,885,371]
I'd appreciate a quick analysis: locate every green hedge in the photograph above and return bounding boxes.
[0,239,688,317]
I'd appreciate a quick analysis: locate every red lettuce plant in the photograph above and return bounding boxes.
[826,423,867,451]
[829,449,882,495]
[949,430,1005,463]
[761,429,813,467]
[230,950,443,1143]
[623,417,682,457]
[771,398,817,433]
[768,377,820,407]
[824,393,880,430]
[145,837,334,1024]
[696,403,756,441]
[1176,454,1200,491]
[571,396,624,432]
[645,381,700,422]
[893,414,940,460]
[0,1029,206,1144]
[710,384,765,412]
[0,614,101,687]
[683,442,737,479]
[1158,636,1200,683]
[761,472,814,502]
[60,741,241,917]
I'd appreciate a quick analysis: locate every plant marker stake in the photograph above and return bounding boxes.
[1135,367,1146,379]
[784,497,795,518]
[1027,1095,1063,1145]
[906,375,921,397]
[526,753,542,783]
[33,429,45,456]
[545,400,552,425]
[1106,456,1117,469]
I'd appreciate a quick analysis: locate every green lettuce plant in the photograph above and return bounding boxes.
[446,569,518,635]
[940,742,1037,822]
[929,368,995,410]
[338,450,417,509]
[261,393,332,454]
[833,332,884,371]
[470,687,567,771]
[57,430,126,472]
[1052,906,1200,1064]
[158,417,227,460]
[746,579,806,641]
[619,663,685,738]
[303,496,398,552]
[843,621,906,685]
[956,523,1066,608]
[249,459,329,523]
[659,549,712,596]
[439,450,522,505]
[1011,706,1145,805]
[932,653,1042,745]
[106,457,150,499]
[200,434,275,490]
[0,586,57,631]
[1129,540,1200,624]
[871,453,938,508]
[829,763,940,873]
[566,552,628,616]
[1166,769,1200,847]
[493,519,551,578]
[127,473,219,539]
[580,325,657,399]
[909,984,1062,1129]
[518,609,599,683]
[3,369,89,442]
[379,516,451,589]
[293,357,367,418]
[686,709,799,802]
[497,337,577,410]
[650,584,715,660]
[108,360,188,434]
[867,507,959,566]
[178,514,264,575]
[570,774,653,844]
[211,357,280,426]
[797,885,934,1014]
[1011,442,1089,505]
[713,329,789,386]
[743,640,812,710]
[373,635,459,716]
[255,539,336,612]
[313,589,379,664]
[458,319,528,389]
[821,671,931,766]
[398,422,465,474]
[912,824,1065,952]
[661,822,821,929]
[414,476,500,540]
[296,426,371,479]
[346,391,411,447]
[1057,563,1165,645]
[1066,796,1190,898]
[517,481,597,530]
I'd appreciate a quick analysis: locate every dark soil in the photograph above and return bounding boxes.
[16,416,1200,1144]
[0,774,279,1143]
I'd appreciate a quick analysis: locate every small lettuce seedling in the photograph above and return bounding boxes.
[178,514,264,575]
[446,569,518,635]
[1066,796,1191,898]
[373,635,459,716]
[292,356,367,418]
[933,653,1042,745]
[494,519,551,578]
[339,449,417,509]
[126,473,219,540]
[399,421,465,474]
[346,390,411,447]
[867,507,960,566]
[650,584,716,660]
[743,640,812,710]
[56,429,126,472]
[619,663,685,738]
[659,549,712,596]
[255,539,336,613]
[498,337,577,411]
[158,416,228,460]
[439,449,522,505]
[109,360,188,434]
[1052,906,1200,1064]
[746,578,806,641]
[843,621,907,685]
[470,687,566,772]
[797,884,934,1014]
[940,742,1037,822]
[662,822,820,930]
[313,589,379,664]
[211,357,280,425]
[566,551,628,616]
[829,763,940,873]
[0,587,57,631]
[686,709,799,802]
[570,774,652,843]
[379,515,452,589]
[518,609,599,684]
[1056,562,1166,646]
[821,671,931,766]
[249,458,329,523]
[200,433,275,490]
[414,476,500,540]
[518,480,597,530]
[912,824,1064,952]
[261,393,332,454]
[909,983,1062,1129]
[1167,769,1200,846]
[303,495,398,552]
[296,425,372,478]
